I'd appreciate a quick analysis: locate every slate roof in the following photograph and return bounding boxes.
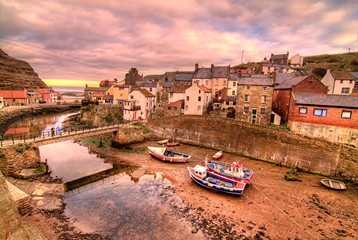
[175,73,193,81]
[275,73,296,85]
[239,76,273,86]
[193,68,212,79]
[350,72,358,79]
[137,89,155,97]
[225,96,237,102]
[229,74,238,81]
[331,71,354,80]
[138,82,157,88]
[212,66,229,78]
[163,82,174,88]
[274,76,308,90]
[293,93,358,108]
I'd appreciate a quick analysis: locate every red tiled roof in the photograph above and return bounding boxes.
[198,85,211,93]
[0,90,27,99]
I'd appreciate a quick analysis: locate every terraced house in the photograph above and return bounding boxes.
[236,75,273,124]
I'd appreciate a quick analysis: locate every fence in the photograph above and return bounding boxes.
[0,123,124,147]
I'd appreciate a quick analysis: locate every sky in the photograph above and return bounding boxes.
[0,0,357,87]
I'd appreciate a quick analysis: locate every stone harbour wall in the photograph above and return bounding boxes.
[149,115,358,182]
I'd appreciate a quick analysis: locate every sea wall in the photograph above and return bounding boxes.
[149,116,358,182]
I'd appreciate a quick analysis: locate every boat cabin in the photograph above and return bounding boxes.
[194,165,207,176]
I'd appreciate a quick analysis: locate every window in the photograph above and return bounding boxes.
[149,88,152,92]
[243,107,249,114]
[233,82,236,86]
[168,106,172,110]
[261,95,267,103]
[174,107,177,111]
[340,80,343,84]
[197,106,201,111]
[199,90,201,94]
[262,86,267,91]
[260,108,266,115]
[198,96,201,101]
[299,107,308,114]
[341,110,352,119]
[186,96,189,101]
[232,91,236,95]
[349,80,353,84]
[244,95,250,102]
[185,105,188,110]
[341,88,350,94]
[170,93,173,98]
[313,108,327,116]
[130,95,134,99]
[246,86,250,90]
[205,80,209,86]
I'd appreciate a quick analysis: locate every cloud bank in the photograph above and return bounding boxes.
[0,0,357,85]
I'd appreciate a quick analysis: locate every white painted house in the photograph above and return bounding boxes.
[184,85,211,115]
[123,89,155,121]
[321,69,355,95]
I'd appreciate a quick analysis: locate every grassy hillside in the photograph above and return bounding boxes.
[303,52,358,72]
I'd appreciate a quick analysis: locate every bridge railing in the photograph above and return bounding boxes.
[0,123,123,147]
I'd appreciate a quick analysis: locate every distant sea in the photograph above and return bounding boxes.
[51,86,84,93]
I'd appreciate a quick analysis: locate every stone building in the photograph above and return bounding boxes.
[236,75,273,124]
[124,68,143,86]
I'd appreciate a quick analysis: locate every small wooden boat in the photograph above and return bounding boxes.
[166,141,179,146]
[147,146,190,163]
[206,160,253,184]
[212,151,223,160]
[188,165,246,195]
[320,179,347,190]
[157,139,169,145]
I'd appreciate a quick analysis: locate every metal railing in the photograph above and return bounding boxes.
[0,123,125,147]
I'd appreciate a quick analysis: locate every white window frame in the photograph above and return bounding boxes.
[313,108,327,117]
[341,110,352,119]
[299,107,307,114]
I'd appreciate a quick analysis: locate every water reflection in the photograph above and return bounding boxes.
[64,173,200,240]
[4,111,78,139]
[39,141,112,182]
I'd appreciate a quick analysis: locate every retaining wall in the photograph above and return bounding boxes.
[149,116,357,182]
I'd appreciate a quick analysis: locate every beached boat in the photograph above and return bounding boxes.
[212,151,223,160]
[320,179,347,190]
[206,160,253,184]
[188,165,246,195]
[166,141,179,146]
[157,139,169,145]
[147,146,191,163]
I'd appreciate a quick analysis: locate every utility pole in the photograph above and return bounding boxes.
[241,50,244,64]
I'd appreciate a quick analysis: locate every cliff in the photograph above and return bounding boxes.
[0,48,48,90]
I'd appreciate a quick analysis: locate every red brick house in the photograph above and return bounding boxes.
[0,89,28,106]
[272,75,328,124]
[288,93,358,146]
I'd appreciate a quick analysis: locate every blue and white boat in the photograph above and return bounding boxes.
[188,165,246,195]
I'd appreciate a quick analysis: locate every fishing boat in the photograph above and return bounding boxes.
[212,151,223,160]
[206,160,253,184]
[320,179,347,190]
[147,146,191,163]
[166,141,179,146]
[157,139,169,145]
[188,165,246,195]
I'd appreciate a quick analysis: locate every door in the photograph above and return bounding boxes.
[252,108,257,123]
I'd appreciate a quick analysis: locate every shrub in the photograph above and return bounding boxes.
[0,151,5,158]
[104,114,114,123]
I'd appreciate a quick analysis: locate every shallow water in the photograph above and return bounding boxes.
[64,172,201,240]
[39,141,112,182]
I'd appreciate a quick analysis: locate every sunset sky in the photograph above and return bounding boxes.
[0,0,357,87]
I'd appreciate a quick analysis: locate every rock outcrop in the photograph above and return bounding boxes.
[0,48,48,90]
[112,125,145,147]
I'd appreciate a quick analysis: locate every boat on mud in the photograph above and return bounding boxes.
[157,139,169,145]
[147,146,191,163]
[188,165,246,195]
[166,141,180,147]
[320,179,347,190]
[212,151,223,160]
[206,160,253,184]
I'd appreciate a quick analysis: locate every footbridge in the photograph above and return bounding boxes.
[0,124,125,147]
